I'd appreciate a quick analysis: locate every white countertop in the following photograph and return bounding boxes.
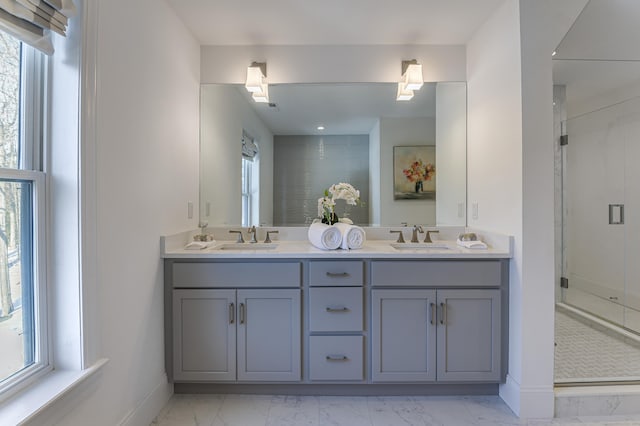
[161,227,512,260]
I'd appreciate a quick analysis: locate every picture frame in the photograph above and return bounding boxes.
[393,145,436,200]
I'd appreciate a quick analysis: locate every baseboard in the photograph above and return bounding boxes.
[174,382,498,396]
[499,374,554,418]
[118,374,173,426]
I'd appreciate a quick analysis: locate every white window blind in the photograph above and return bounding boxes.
[242,133,259,160]
[0,0,75,54]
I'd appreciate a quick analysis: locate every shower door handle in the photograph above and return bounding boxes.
[609,204,624,225]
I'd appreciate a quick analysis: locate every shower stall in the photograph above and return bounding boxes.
[554,63,640,383]
[561,93,640,335]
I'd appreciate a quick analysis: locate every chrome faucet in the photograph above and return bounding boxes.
[248,225,258,243]
[411,225,424,243]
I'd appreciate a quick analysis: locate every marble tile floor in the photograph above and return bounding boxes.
[151,394,640,426]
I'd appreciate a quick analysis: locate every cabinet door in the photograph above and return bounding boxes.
[371,289,437,382]
[436,289,500,382]
[237,289,301,381]
[173,289,236,381]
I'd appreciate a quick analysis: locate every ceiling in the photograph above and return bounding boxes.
[168,0,640,130]
[231,83,438,135]
[552,0,640,107]
[165,0,505,46]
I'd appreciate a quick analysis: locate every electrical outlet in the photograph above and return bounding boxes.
[472,203,479,220]
[188,201,193,219]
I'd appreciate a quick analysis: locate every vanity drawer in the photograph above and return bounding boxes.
[370,260,502,287]
[309,287,363,332]
[172,262,301,288]
[309,261,364,286]
[309,336,363,381]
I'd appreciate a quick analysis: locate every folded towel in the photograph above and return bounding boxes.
[308,222,342,250]
[456,239,488,249]
[185,241,215,250]
[333,222,366,250]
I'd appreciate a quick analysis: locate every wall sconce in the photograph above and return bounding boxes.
[396,59,424,101]
[245,62,269,103]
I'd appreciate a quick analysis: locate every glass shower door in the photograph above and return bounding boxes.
[562,102,628,328]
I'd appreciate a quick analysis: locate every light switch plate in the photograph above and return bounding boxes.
[188,201,193,219]
[472,202,479,220]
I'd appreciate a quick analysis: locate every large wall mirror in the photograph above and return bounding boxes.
[200,82,467,227]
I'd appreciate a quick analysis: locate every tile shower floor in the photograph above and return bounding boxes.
[555,307,640,383]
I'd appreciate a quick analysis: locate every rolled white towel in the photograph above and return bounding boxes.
[333,222,366,250]
[308,222,342,250]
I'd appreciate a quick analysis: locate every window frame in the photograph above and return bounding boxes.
[0,37,49,402]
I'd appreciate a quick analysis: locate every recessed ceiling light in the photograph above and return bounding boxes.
[317,126,325,131]
[552,50,557,57]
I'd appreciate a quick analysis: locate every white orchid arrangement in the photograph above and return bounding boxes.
[318,182,361,223]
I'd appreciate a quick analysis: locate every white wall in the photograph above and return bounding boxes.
[436,83,467,226]
[369,120,381,225]
[200,85,274,226]
[379,117,436,225]
[201,45,466,84]
[467,0,555,417]
[39,0,201,424]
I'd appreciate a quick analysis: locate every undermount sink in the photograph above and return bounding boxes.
[390,242,450,250]
[216,243,279,250]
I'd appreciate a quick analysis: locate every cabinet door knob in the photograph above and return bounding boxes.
[326,306,349,313]
[326,355,349,361]
[229,302,235,324]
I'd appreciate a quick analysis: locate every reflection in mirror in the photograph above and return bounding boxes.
[199,82,467,227]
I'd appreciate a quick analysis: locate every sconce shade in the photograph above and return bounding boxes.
[252,83,269,103]
[245,66,265,93]
[396,82,414,101]
[403,63,423,91]
[246,62,269,102]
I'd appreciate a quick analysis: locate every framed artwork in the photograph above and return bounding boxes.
[393,145,436,200]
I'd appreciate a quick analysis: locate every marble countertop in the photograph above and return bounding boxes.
[161,227,512,259]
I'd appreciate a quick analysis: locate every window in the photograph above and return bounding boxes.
[241,132,259,227]
[0,29,47,399]
[241,156,252,227]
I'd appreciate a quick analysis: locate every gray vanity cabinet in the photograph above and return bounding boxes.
[170,261,302,383]
[371,289,437,382]
[173,288,301,382]
[173,289,236,381]
[435,289,500,382]
[370,260,503,383]
[371,288,500,382]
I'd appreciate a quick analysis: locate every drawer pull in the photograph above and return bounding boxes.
[326,355,349,361]
[229,302,235,324]
[429,302,435,325]
[239,303,245,324]
[326,306,349,313]
[326,272,350,278]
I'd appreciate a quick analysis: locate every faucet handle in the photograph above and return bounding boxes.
[390,230,405,243]
[229,229,245,243]
[264,230,279,243]
[247,225,258,243]
[424,230,440,243]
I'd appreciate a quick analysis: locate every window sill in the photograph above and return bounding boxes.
[0,358,109,425]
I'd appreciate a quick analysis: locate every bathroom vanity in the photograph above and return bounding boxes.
[162,230,511,394]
